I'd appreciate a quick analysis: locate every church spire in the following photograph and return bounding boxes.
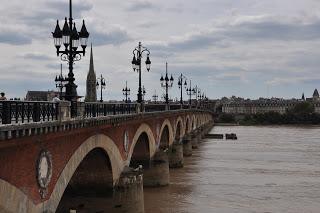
[85,43,97,102]
[89,43,94,72]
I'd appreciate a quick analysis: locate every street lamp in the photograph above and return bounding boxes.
[52,0,90,101]
[55,64,68,99]
[160,62,174,104]
[122,81,130,103]
[96,74,106,102]
[152,90,158,103]
[178,73,187,105]
[131,42,151,103]
[142,86,146,101]
[198,91,204,107]
[186,80,196,106]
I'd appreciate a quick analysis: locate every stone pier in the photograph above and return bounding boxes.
[183,135,192,157]
[113,167,144,213]
[143,150,170,187]
[191,131,199,149]
[169,140,184,168]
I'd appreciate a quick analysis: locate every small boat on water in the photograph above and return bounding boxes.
[225,133,237,140]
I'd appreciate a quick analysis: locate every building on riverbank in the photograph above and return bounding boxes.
[221,89,320,115]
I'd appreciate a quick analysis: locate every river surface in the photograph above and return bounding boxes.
[144,126,320,213]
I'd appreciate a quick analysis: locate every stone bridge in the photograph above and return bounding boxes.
[0,102,213,213]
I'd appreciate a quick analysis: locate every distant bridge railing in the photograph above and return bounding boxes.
[0,100,211,125]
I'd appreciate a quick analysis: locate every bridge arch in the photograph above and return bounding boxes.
[0,134,124,213]
[174,116,185,141]
[46,134,124,212]
[192,115,197,130]
[185,115,191,134]
[56,148,114,211]
[159,119,174,148]
[128,123,156,168]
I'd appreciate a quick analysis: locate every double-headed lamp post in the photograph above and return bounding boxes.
[131,42,151,103]
[96,74,106,102]
[152,90,158,103]
[178,73,187,105]
[55,64,68,99]
[52,0,90,101]
[122,81,130,103]
[160,62,174,105]
[198,91,204,106]
[186,80,196,106]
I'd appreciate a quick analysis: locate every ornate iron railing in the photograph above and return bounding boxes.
[169,104,182,111]
[82,102,137,118]
[0,100,209,125]
[144,104,167,112]
[0,101,58,125]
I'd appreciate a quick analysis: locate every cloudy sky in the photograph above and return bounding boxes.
[1,0,320,101]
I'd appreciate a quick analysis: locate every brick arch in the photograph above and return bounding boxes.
[159,119,174,147]
[0,134,126,213]
[128,123,156,162]
[174,116,185,140]
[185,115,191,134]
[192,115,197,130]
[45,134,124,212]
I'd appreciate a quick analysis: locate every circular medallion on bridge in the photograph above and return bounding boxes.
[124,131,129,153]
[36,150,53,189]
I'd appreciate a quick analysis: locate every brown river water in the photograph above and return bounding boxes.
[144,126,320,213]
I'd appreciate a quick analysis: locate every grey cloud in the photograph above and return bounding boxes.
[227,19,320,41]
[127,1,159,11]
[0,31,32,45]
[91,27,132,46]
[19,52,53,61]
[150,15,320,52]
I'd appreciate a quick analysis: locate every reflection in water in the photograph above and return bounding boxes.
[144,126,320,213]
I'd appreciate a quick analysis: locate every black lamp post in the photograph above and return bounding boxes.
[55,64,68,99]
[142,86,146,101]
[186,80,196,106]
[198,90,204,107]
[122,81,130,103]
[193,85,199,102]
[52,0,90,101]
[160,62,174,104]
[96,74,106,102]
[131,42,151,103]
[178,73,187,105]
[152,90,158,103]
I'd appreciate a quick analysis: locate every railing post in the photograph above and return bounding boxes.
[58,101,71,122]
[136,103,141,113]
[165,104,169,111]
[2,102,11,124]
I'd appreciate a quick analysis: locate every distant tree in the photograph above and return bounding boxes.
[218,113,235,123]
[291,102,314,114]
